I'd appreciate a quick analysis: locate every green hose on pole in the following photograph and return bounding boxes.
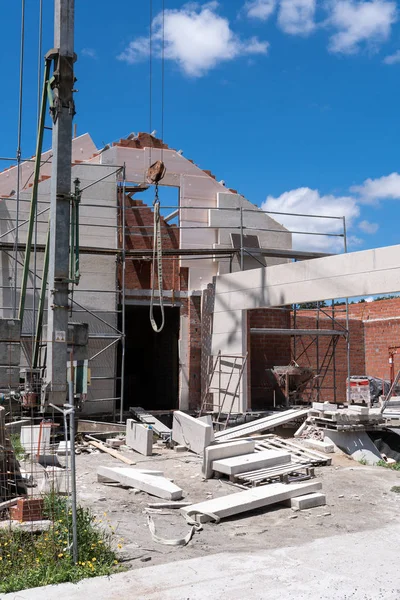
[32,225,50,369]
[18,58,51,323]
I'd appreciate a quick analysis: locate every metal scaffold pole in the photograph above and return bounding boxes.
[45,0,76,406]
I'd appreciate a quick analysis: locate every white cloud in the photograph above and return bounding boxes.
[359,219,379,233]
[262,187,359,251]
[278,0,316,35]
[118,2,269,77]
[383,49,400,63]
[81,47,97,59]
[351,172,400,201]
[245,0,277,20]
[328,0,397,54]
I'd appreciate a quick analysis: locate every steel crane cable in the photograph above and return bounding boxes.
[148,0,167,333]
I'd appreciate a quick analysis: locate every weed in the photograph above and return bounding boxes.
[0,493,120,593]
[391,486,400,493]
[377,459,400,471]
[358,457,367,465]
[10,434,25,461]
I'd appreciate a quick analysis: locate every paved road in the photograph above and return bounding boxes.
[4,523,400,600]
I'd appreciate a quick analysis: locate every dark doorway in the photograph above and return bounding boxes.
[123,305,180,411]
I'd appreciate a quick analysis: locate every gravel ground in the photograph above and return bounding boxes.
[74,443,400,568]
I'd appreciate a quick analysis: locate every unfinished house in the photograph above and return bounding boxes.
[0,132,300,416]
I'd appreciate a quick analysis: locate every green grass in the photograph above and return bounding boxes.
[0,494,120,593]
[376,459,400,471]
[10,434,25,461]
[391,486,400,493]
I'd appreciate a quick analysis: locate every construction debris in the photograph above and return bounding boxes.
[87,438,136,465]
[147,514,200,547]
[147,501,191,509]
[289,492,326,510]
[97,466,183,501]
[302,439,335,454]
[307,406,384,431]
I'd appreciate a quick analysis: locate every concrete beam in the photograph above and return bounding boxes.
[181,480,322,523]
[214,244,400,312]
[212,244,400,411]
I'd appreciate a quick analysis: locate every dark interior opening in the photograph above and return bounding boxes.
[122,305,180,411]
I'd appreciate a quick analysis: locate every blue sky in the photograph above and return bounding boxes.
[1,0,400,253]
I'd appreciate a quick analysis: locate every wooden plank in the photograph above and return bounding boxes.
[88,440,136,465]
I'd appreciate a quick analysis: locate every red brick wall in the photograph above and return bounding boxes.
[248,309,292,409]
[248,307,366,406]
[291,313,365,403]
[364,319,400,381]
[123,197,180,291]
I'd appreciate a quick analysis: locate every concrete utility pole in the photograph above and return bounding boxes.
[45,0,75,405]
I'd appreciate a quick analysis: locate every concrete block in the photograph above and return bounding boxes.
[302,439,334,454]
[212,449,291,476]
[106,438,124,449]
[312,402,338,412]
[57,441,72,456]
[198,415,213,427]
[20,424,51,456]
[347,405,370,415]
[5,419,31,435]
[324,430,382,465]
[290,492,326,510]
[40,467,71,495]
[202,440,256,479]
[126,420,153,456]
[181,480,322,523]
[172,411,214,454]
[174,445,187,452]
[97,466,183,500]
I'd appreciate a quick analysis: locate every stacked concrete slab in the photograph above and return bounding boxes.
[212,450,291,476]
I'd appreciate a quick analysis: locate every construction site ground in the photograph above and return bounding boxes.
[4,442,400,599]
[75,443,399,567]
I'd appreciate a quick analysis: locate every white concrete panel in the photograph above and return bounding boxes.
[0,134,97,197]
[172,410,214,453]
[181,480,322,523]
[126,420,153,456]
[212,450,291,475]
[202,439,255,479]
[212,309,243,335]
